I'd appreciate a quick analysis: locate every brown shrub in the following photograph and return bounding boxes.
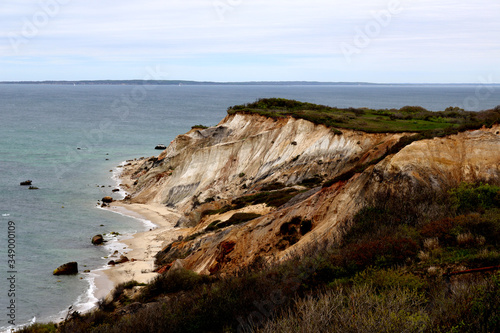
[420,218,455,245]
[345,236,418,268]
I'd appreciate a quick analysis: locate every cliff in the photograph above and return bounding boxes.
[120,112,500,275]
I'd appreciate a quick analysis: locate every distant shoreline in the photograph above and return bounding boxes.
[1,80,499,86]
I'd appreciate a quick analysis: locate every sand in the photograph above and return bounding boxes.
[92,202,187,300]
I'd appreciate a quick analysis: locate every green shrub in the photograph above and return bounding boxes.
[205,220,221,232]
[191,124,208,129]
[450,182,500,213]
[110,280,144,302]
[139,268,208,302]
[216,212,261,229]
[227,98,498,134]
[232,188,300,208]
[342,207,390,244]
[399,105,429,113]
[17,323,57,333]
[201,205,233,216]
[352,267,425,292]
[185,231,204,242]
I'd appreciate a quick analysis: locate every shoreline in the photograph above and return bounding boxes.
[95,203,184,292]
[91,159,187,303]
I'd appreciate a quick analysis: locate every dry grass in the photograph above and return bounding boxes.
[256,285,430,333]
[423,237,440,250]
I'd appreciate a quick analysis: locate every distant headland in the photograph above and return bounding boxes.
[0,80,376,85]
[1,80,498,86]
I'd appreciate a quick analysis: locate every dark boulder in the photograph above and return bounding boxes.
[102,196,113,203]
[115,255,129,264]
[155,144,167,150]
[53,262,78,275]
[91,234,104,245]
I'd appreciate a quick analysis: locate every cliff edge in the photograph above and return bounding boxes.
[119,110,500,275]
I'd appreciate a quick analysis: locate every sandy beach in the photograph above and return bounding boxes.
[92,202,186,299]
[92,158,187,300]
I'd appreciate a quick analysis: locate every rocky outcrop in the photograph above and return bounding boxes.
[121,113,500,275]
[53,262,78,275]
[91,234,104,245]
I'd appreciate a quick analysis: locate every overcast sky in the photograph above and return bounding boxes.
[1,0,499,82]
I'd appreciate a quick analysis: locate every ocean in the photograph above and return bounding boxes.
[1,83,499,331]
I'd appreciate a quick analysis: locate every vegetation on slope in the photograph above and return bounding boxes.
[18,100,500,332]
[23,182,500,333]
[227,98,500,133]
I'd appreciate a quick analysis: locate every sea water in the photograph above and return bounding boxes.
[1,84,499,330]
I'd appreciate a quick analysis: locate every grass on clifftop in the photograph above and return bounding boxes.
[227,98,500,133]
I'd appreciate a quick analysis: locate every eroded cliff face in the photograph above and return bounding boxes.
[128,114,405,209]
[123,114,500,275]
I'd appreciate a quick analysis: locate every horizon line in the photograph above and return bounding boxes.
[1,80,499,85]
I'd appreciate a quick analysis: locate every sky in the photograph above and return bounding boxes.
[1,0,499,83]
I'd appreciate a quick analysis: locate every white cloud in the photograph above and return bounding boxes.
[0,0,499,82]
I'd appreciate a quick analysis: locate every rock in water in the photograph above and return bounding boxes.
[91,234,104,245]
[20,180,32,186]
[155,144,167,150]
[102,196,113,203]
[53,262,78,275]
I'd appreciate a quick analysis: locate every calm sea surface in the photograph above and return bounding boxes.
[1,84,499,330]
